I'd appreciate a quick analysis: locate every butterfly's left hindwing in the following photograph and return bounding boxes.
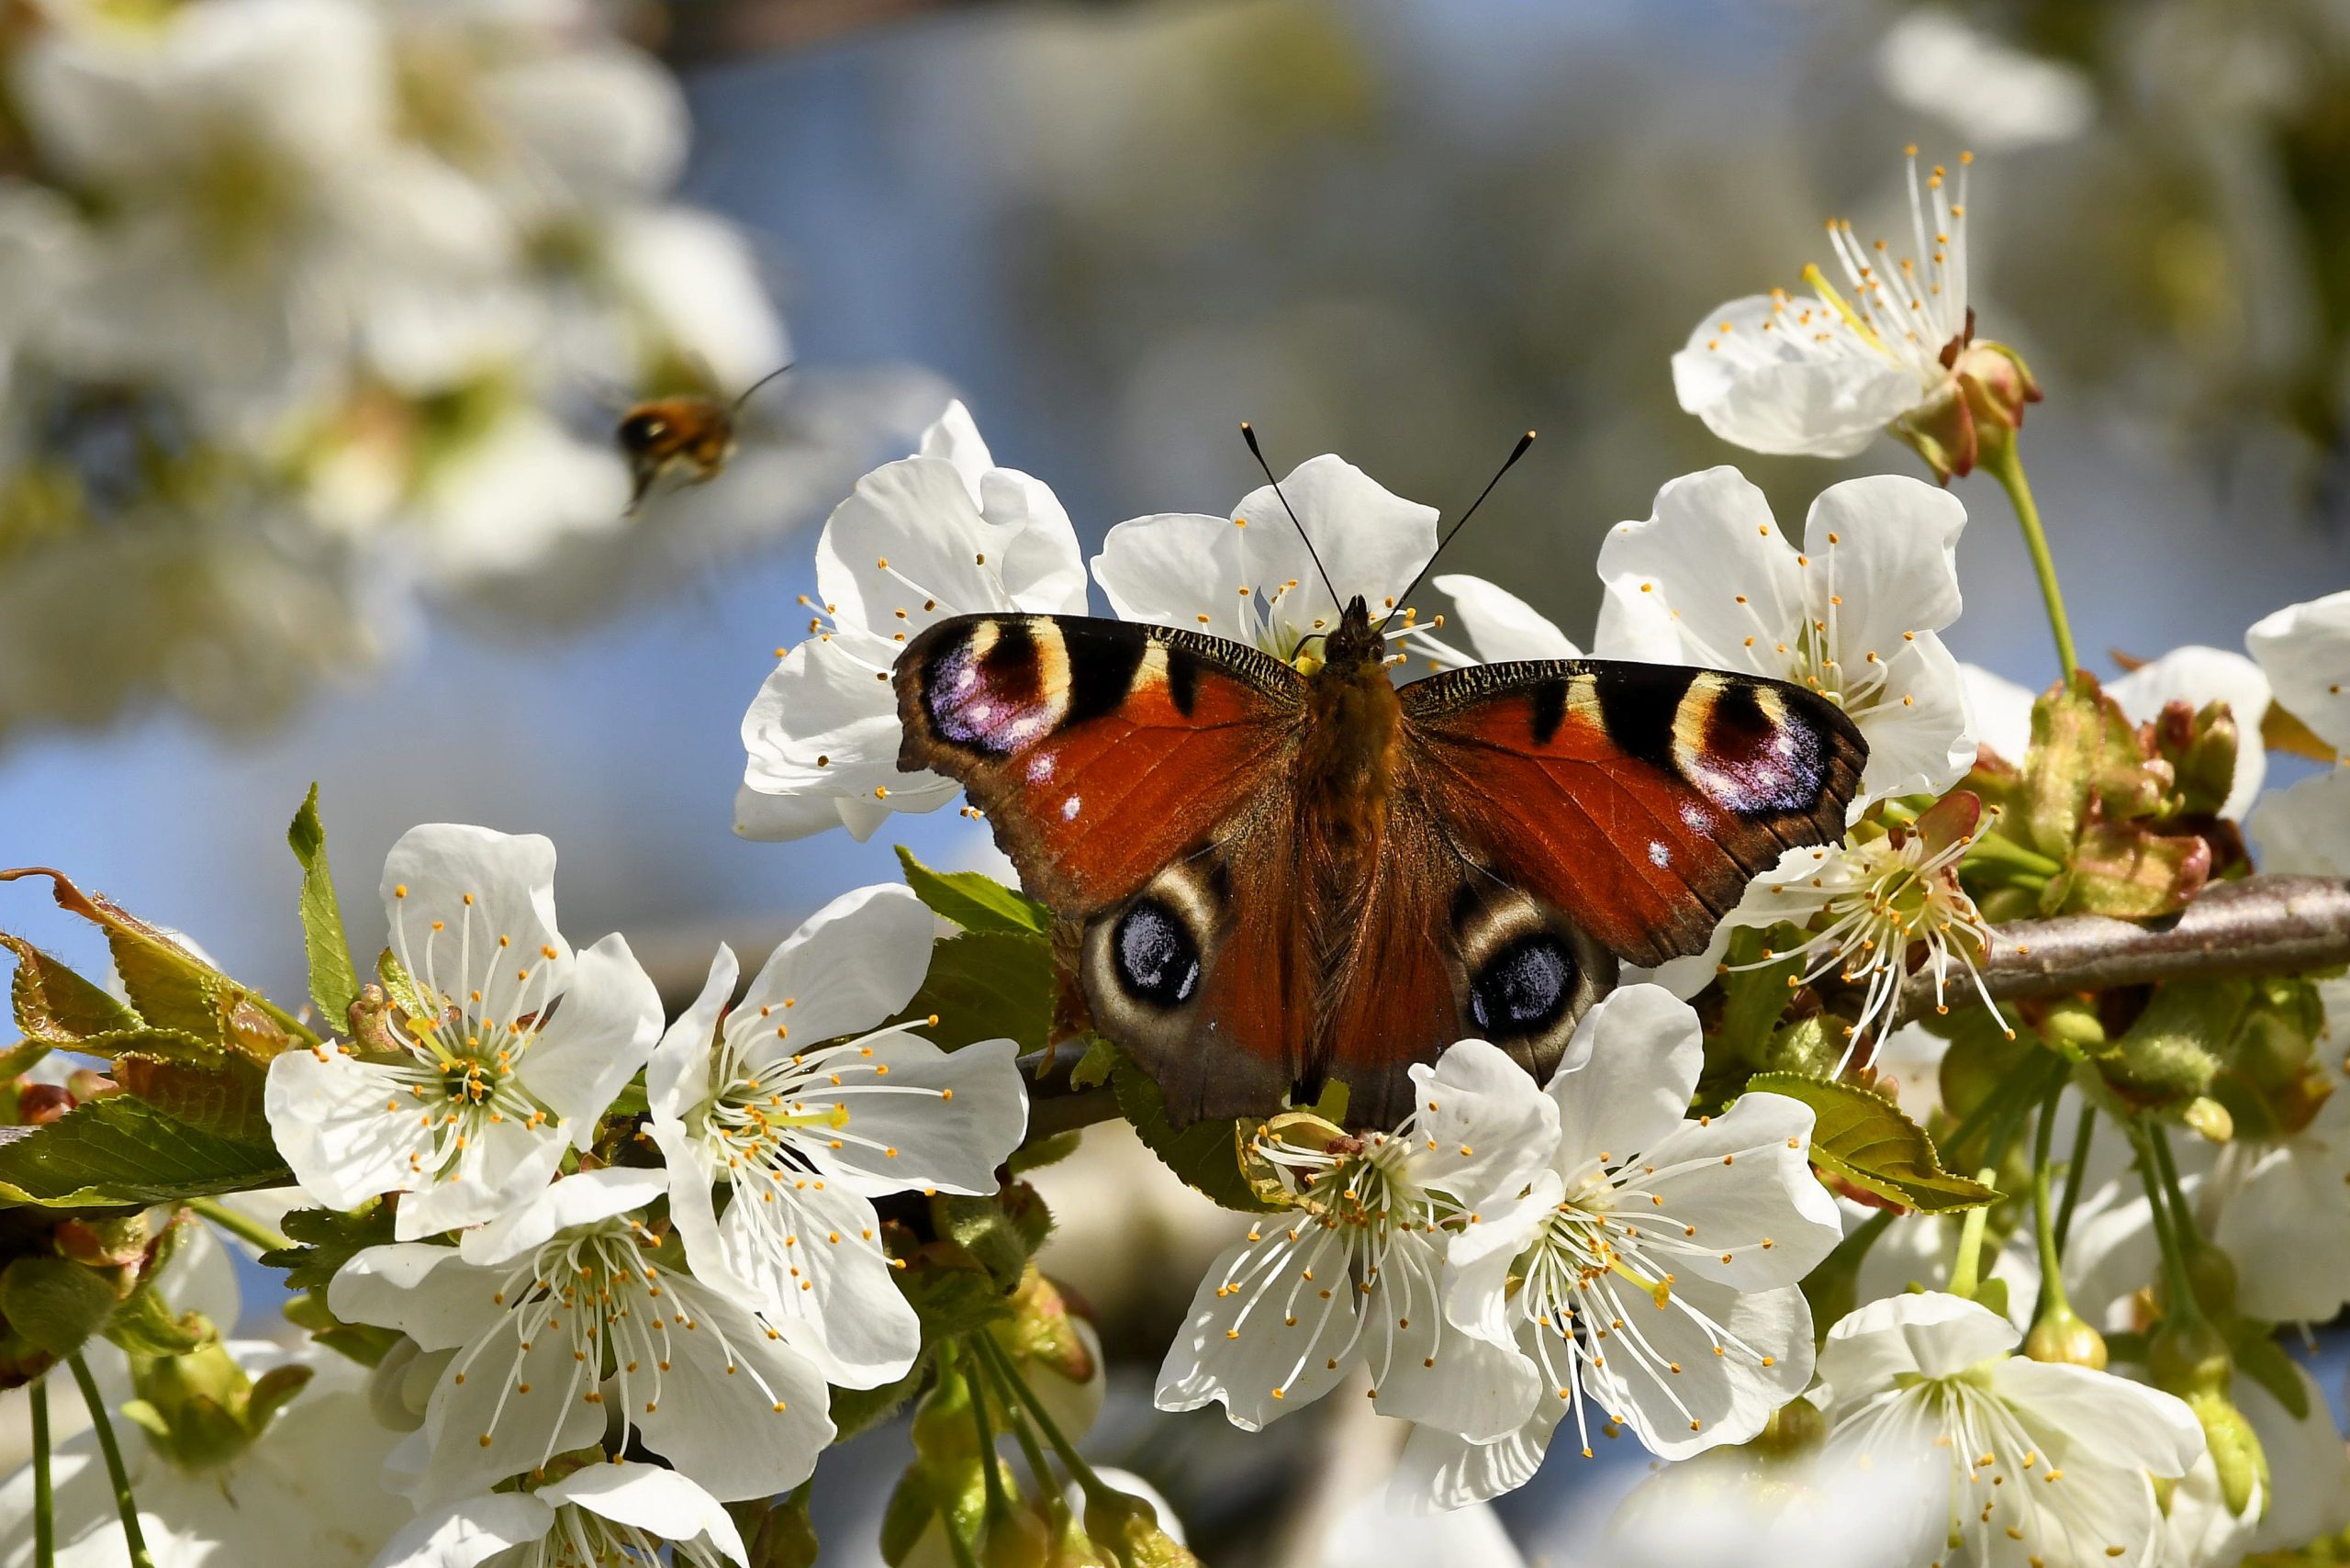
[1399,659,1866,969]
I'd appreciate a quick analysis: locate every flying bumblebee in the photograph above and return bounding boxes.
[616,363,792,514]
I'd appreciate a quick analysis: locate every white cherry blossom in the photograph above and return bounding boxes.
[646,882,1028,1389]
[1713,790,2002,1060]
[1092,454,1437,666]
[1596,465,1975,805]
[1818,1293,2204,1568]
[373,1461,744,1568]
[265,824,662,1240]
[330,1167,832,1504]
[1155,1040,1558,1440]
[0,1342,410,1568]
[2248,589,2350,875]
[737,400,1087,842]
[1673,148,2014,471]
[1397,987,1841,1508]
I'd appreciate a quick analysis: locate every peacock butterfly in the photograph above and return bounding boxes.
[890,440,1865,1129]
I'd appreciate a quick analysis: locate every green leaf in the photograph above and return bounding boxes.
[894,847,1051,935]
[376,948,431,1023]
[258,1202,399,1293]
[2047,822,2211,919]
[2228,1324,2312,1422]
[1111,1050,1277,1215]
[288,785,363,1028]
[1006,1129,1080,1174]
[109,1053,273,1145]
[0,868,316,1056]
[0,1097,287,1207]
[1068,1036,1119,1092]
[2,933,138,1047]
[887,930,1053,1054]
[0,1255,119,1356]
[1744,1072,1997,1213]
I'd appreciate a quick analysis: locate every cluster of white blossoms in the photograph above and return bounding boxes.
[1158,988,1844,1512]
[251,826,1028,1565]
[0,0,932,739]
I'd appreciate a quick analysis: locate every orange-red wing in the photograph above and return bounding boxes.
[1401,660,1866,969]
[894,615,1304,915]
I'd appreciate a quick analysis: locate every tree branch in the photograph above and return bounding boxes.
[1895,873,2350,1020]
[1016,875,2350,1131]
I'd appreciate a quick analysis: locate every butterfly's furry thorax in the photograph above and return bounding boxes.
[1297,596,1403,857]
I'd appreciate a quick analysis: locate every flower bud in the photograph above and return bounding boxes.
[2180,1096,2232,1143]
[981,1504,1052,1568]
[2186,1390,2270,1521]
[16,1082,73,1125]
[2024,1305,2109,1370]
[2035,998,2107,1054]
[2149,1316,2232,1399]
[1954,341,2042,469]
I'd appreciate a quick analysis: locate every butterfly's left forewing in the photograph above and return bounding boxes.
[895,614,1315,1119]
[1399,659,1866,969]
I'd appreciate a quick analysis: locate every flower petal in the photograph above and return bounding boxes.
[1429,574,1582,663]
[647,946,739,1123]
[629,1279,835,1500]
[263,1050,435,1210]
[1987,1359,2203,1479]
[1846,633,1975,800]
[456,1167,666,1267]
[393,1117,568,1241]
[2251,768,2350,878]
[412,1314,611,1503]
[369,1493,554,1568]
[1672,295,1923,458]
[1548,986,1702,1182]
[518,932,662,1138]
[1797,475,1966,655]
[1364,1230,1540,1442]
[801,1034,1028,1197]
[328,1244,496,1352]
[729,884,937,1068]
[1579,1272,1814,1460]
[715,1173,919,1390]
[1961,661,2037,767]
[1628,1091,1844,1290]
[813,455,1030,636]
[381,823,567,982]
[1155,1227,1360,1430]
[1818,1291,2016,1394]
[1593,466,1798,674]
[1404,1039,1559,1209]
[2247,589,2350,754]
[1092,511,1256,644]
[539,1462,748,1565]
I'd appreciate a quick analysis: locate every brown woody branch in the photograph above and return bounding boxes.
[1891,873,2350,1019]
[1019,875,2350,1132]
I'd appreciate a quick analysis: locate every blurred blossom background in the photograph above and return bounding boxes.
[6,0,2350,1560]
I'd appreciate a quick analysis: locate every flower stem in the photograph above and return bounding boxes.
[2028,1082,2074,1325]
[31,1375,54,1568]
[2128,1120,2206,1330]
[963,1340,1011,1520]
[68,1353,155,1568]
[1949,1166,2001,1300]
[2053,1101,2096,1255]
[971,1333,1113,1506]
[1981,442,2078,677]
[185,1196,291,1255]
[972,1340,1057,1498]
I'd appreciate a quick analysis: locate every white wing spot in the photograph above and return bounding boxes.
[1062,796,1082,821]
[1649,841,1672,868]
[1026,755,1056,783]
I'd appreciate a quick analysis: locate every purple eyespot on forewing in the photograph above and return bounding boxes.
[1689,686,1827,815]
[923,621,1060,756]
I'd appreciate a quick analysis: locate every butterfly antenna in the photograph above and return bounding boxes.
[1239,420,1341,606]
[728,361,798,418]
[1384,430,1536,628]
